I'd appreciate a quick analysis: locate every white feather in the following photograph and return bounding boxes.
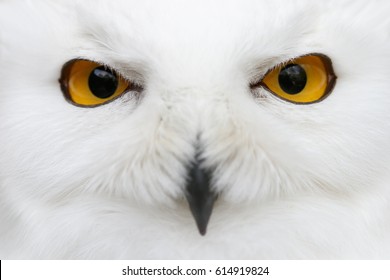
[1,0,390,259]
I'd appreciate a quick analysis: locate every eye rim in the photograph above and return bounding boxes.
[250,53,337,105]
[59,59,143,108]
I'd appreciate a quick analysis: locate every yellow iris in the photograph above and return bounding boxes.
[60,60,130,107]
[261,54,336,104]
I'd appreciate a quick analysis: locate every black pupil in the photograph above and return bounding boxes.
[278,64,307,95]
[88,66,118,99]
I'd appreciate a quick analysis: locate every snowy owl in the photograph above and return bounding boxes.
[1,0,390,259]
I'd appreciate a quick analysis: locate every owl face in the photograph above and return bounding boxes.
[1,0,390,234]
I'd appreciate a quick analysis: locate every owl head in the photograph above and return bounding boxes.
[1,0,390,235]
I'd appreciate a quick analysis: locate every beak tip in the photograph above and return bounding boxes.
[195,218,209,236]
[187,195,216,236]
[185,156,217,237]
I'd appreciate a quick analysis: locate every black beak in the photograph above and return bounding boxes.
[185,158,218,236]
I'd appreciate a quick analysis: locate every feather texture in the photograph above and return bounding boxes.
[1,0,390,259]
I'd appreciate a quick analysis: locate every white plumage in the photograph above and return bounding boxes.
[1,0,390,259]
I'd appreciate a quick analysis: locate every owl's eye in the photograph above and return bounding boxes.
[59,60,134,107]
[258,54,336,104]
